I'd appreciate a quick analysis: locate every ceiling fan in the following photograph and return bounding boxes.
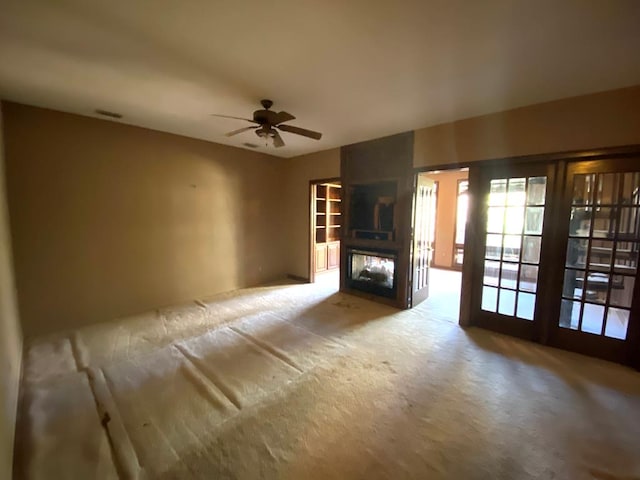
[212,99,322,148]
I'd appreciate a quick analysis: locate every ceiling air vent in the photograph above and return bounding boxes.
[242,142,259,148]
[95,109,123,119]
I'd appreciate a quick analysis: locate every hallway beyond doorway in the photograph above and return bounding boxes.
[414,267,462,323]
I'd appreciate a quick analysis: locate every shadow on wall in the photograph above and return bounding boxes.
[3,103,287,336]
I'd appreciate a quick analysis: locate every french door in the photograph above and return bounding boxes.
[410,175,435,307]
[548,160,640,365]
[471,163,555,339]
[467,157,640,366]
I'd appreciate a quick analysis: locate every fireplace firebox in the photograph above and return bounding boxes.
[346,248,398,299]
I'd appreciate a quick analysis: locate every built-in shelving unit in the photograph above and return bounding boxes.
[313,183,341,273]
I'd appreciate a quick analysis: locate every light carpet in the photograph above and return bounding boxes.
[14,280,640,479]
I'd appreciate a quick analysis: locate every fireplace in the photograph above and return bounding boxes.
[346,248,398,299]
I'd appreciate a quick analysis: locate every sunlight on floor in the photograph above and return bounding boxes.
[16,278,640,480]
[414,267,462,323]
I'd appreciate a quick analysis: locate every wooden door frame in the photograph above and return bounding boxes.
[452,177,469,270]
[546,157,640,366]
[448,144,640,367]
[426,179,439,268]
[410,169,468,307]
[449,145,640,325]
[409,174,436,307]
[466,161,556,341]
[309,177,341,283]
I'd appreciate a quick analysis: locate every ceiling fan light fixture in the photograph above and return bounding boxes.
[255,127,273,146]
[212,100,322,148]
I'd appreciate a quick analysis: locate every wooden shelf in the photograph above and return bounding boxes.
[314,182,342,273]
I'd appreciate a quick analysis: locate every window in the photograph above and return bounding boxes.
[481,176,547,320]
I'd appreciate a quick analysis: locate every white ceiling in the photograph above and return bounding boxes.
[1,0,640,158]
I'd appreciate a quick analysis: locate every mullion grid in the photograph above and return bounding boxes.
[481,180,504,313]
[483,177,541,317]
[569,172,635,337]
[604,171,639,338]
[495,181,509,313]
[512,178,530,318]
[517,177,544,319]
[576,173,599,332]
[599,173,624,336]
[499,178,528,318]
[562,214,584,327]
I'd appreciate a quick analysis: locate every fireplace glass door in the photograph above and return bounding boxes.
[348,249,397,298]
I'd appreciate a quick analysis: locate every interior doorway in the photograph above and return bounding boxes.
[410,168,468,322]
[310,179,342,285]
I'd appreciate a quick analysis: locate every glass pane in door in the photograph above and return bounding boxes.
[559,172,640,339]
[481,176,547,320]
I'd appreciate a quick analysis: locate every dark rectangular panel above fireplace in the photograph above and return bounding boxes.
[346,248,397,299]
[349,181,397,241]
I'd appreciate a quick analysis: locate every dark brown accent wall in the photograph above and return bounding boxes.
[340,132,414,308]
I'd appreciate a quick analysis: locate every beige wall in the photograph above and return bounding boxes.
[3,102,287,337]
[283,86,640,278]
[284,149,340,280]
[4,85,640,338]
[422,170,468,269]
[0,104,22,480]
[414,85,640,167]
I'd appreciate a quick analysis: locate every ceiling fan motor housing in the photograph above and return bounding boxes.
[252,99,275,125]
[253,110,274,125]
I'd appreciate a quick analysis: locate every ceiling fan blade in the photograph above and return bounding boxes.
[211,114,258,124]
[225,126,258,137]
[273,130,285,148]
[278,124,322,140]
[272,111,296,125]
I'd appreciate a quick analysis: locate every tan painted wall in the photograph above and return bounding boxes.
[414,85,640,167]
[0,104,22,480]
[284,86,640,278]
[3,102,287,337]
[5,86,640,338]
[422,170,468,269]
[284,149,340,280]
